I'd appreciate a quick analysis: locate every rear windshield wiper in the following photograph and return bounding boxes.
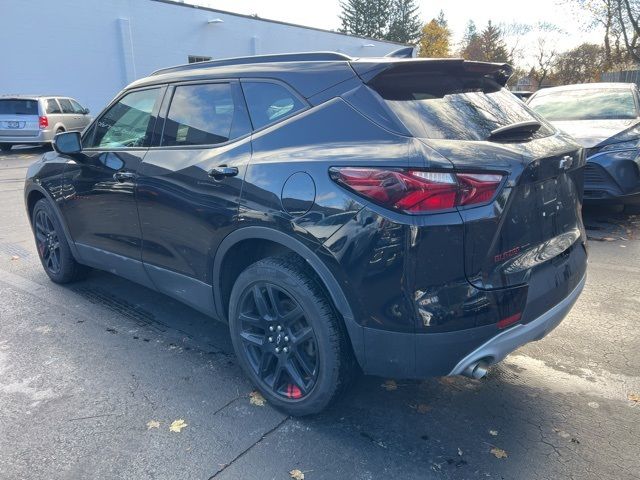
[489,120,541,140]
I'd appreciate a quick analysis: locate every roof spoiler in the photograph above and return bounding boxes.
[351,58,514,87]
[384,47,415,58]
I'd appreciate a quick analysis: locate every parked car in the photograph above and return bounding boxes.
[0,95,91,151]
[511,90,534,101]
[528,83,640,207]
[24,53,587,415]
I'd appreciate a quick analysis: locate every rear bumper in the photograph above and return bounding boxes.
[449,273,585,375]
[358,272,586,379]
[0,130,53,144]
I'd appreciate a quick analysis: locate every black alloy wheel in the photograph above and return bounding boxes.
[229,255,355,416]
[237,282,319,400]
[34,208,62,274]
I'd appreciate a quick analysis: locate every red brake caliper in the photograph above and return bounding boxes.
[286,384,302,399]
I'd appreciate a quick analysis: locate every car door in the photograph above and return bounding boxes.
[57,98,79,131]
[136,80,251,312]
[59,86,165,287]
[69,98,91,130]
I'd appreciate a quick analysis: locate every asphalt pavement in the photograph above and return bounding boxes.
[1,147,639,480]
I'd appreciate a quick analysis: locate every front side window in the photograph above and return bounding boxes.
[161,83,235,147]
[241,81,305,130]
[528,89,639,121]
[58,98,74,114]
[85,88,160,149]
[46,99,62,114]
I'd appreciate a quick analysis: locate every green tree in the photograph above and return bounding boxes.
[554,43,606,84]
[418,18,451,57]
[478,21,511,63]
[460,20,483,60]
[339,0,391,39]
[386,0,422,43]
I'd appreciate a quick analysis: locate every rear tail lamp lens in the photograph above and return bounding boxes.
[329,168,503,213]
[38,116,49,129]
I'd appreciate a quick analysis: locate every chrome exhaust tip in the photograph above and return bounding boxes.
[462,360,489,379]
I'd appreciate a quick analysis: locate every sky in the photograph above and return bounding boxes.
[193,0,604,66]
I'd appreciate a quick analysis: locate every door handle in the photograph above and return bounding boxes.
[208,166,238,179]
[113,171,137,182]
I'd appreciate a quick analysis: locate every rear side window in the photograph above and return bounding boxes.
[0,99,39,115]
[372,73,554,141]
[241,81,305,130]
[46,99,62,114]
[58,98,74,114]
[162,83,235,146]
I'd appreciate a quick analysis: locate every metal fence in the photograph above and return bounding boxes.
[601,70,640,86]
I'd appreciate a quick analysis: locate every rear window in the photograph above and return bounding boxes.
[528,88,638,121]
[0,99,39,115]
[371,74,554,141]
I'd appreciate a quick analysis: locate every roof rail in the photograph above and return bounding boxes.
[151,51,353,76]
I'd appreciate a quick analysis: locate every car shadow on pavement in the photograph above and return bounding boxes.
[65,268,628,480]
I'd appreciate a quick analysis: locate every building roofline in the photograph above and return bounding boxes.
[151,0,409,47]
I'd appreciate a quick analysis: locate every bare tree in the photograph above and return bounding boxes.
[616,0,640,62]
[531,38,559,88]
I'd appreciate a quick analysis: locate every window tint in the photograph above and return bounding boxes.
[46,99,62,114]
[528,89,638,120]
[372,73,554,141]
[85,88,160,149]
[241,82,305,130]
[70,99,85,114]
[162,83,235,146]
[0,99,39,115]
[58,98,74,114]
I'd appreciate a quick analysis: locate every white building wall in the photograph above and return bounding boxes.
[0,0,402,113]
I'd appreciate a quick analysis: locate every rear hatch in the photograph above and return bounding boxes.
[361,59,586,290]
[0,98,41,137]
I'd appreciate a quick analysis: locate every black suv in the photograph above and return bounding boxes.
[25,52,587,415]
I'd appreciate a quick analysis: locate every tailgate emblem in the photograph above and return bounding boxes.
[559,155,573,170]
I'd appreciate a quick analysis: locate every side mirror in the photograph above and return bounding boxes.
[83,108,90,114]
[53,131,82,155]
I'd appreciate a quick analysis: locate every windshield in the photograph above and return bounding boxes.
[528,89,638,121]
[0,99,39,115]
[371,73,554,141]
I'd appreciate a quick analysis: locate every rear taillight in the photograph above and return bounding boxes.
[329,167,503,213]
[39,116,48,129]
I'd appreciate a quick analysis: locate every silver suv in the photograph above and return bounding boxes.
[0,95,91,151]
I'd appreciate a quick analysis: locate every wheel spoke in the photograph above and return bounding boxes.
[238,312,263,329]
[252,285,271,318]
[293,350,315,377]
[265,285,281,316]
[50,251,60,272]
[290,326,313,346]
[285,360,308,394]
[280,304,303,325]
[240,331,264,348]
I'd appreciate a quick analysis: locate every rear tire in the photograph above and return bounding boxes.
[0,144,12,152]
[32,198,89,283]
[229,254,355,416]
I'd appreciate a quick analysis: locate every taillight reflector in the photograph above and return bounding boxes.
[497,313,522,329]
[39,116,48,129]
[329,167,503,213]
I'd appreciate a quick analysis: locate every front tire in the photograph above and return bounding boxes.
[0,143,12,152]
[229,254,355,416]
[32,198,88,283]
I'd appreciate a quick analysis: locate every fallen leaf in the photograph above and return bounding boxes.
[490,447,508,459]
[489,430,498,436]
[10,255,19,261]
[628,392,640,404]
[249,390,266,406]
[146,420,160,429]
[169,419,187,432]
[381,379,397,391]
[290,469,305,480]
